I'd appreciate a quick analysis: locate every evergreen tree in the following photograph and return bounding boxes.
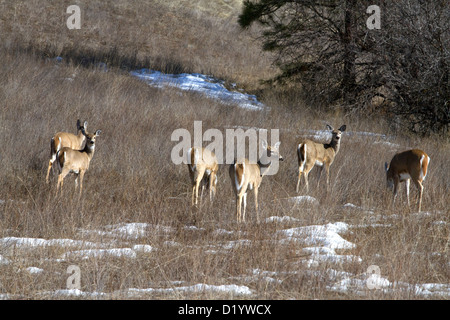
[239,0,449,135]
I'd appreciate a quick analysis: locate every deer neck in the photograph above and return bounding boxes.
[83,143,96,160]
[324,139,341,154]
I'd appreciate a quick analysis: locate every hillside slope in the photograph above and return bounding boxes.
[0,0,273,87]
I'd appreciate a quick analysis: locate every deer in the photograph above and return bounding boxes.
[229,140,283,223]
[46,120,88,184]
[385,149,430,212]
[187,147,219,206]
[56,127,101,196]
[296,124,346,193]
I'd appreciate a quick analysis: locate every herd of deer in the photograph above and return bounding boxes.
[47,121,430,221]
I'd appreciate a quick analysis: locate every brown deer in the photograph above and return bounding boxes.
[229,140,283,222]
[46,120,88,183]
[56,128,101,196]
[385,149,430,212]
[296,124,346,193]
[187,147,219,206]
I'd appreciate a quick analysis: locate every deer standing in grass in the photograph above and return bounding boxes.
[46,120,88,183]
[385,149,430,212]
[187,147,219,206]
[229,140,283,223]
[296,124,346,193]
[56,128,101,196]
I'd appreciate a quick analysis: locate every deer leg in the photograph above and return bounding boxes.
[304,170,310,193]
[254,186,259,223]
[418,183,423,212]
[191,185,196,206]
[405,179,410,207]
[317,165,323,188]
[324,163,331,192]
[56,168,69,196]
[194,169,205,206]
[236,194,242,222]
[412,180,424,212]
[242,192,247,222]
[296,168,303,193]
[78,170,85,197]
[189,168,195,206]
[392,178,399,208]
[46,157,54,184]
[209,173,216,202]
[200,184,205,204]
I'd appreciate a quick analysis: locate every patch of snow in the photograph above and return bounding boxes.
[43,289,106,298]
[346,131,388,138]
[278,222,360,268]
[26,267,44,274]
[163,240,181,247]
[128,283,252,296]
[106,223,149,239]
[184,225,205,231]
[0,237,100,249]
[265,216,300,223]
[132,244,154,253]
[60,248,137,260]
[131,69,265,111]
[373,140,401,149]
[298,129,331,142]
[289,196,320,206]
[343,203,376,215]
[0,255,10,265]
[279,222,355,250]
[327,274,450,298]
[213,228,234,236]
[327,277,367,294]
[221,239,252,250]
[79,223,174,240]
[303,247,362,268]
[414,283,450,296]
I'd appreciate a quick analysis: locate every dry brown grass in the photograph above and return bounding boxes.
[0,0,274,88]
[0,1,448,300]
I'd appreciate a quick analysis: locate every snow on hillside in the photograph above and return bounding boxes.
[130,69,266,111]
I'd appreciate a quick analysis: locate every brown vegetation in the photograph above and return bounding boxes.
[0,0,448,300]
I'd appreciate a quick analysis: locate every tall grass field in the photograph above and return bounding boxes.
[0,1,448,300]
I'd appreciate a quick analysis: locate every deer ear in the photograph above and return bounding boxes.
[84,121,88,128]
[339,125,346,132]
[95,130,102,136]
[326,124,333,130]
[384,162,389,172]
